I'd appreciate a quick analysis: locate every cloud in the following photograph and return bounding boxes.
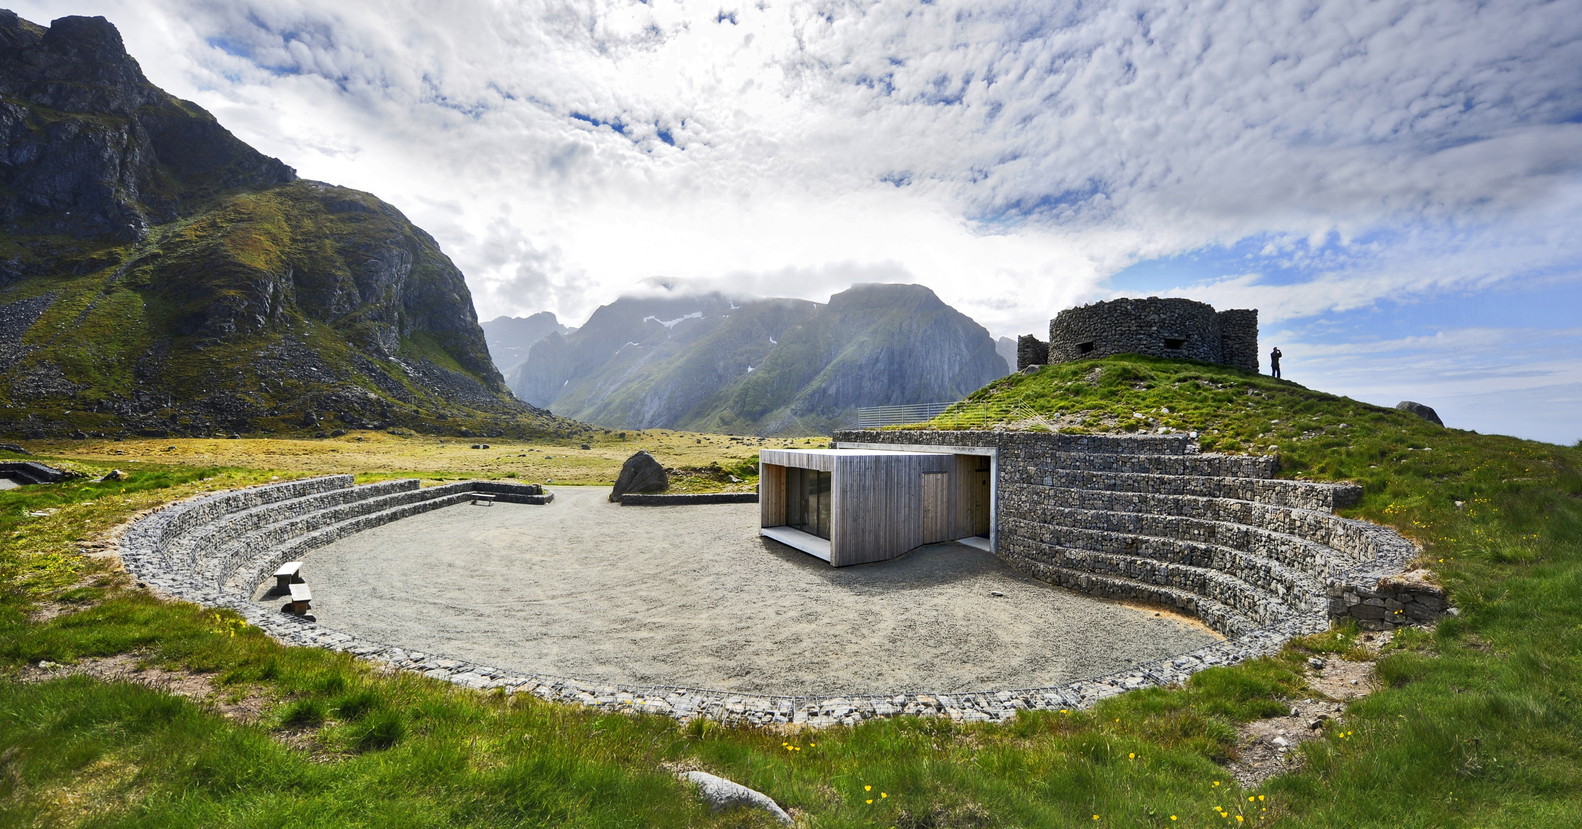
[10,0,1582,437]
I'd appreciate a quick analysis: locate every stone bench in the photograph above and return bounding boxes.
[285,582,312,615]
[273,561,304,592]
[470,493,496,506]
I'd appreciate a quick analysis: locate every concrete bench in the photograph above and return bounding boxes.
[274,561,304,592]
[469,493,496,506]
[285,582,313,615]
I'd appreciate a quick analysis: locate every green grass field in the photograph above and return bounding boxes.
[3,356,1580,827]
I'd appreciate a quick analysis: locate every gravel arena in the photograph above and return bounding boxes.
[255,487,1219,697]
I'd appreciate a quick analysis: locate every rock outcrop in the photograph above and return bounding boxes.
[1395,401,1444,427]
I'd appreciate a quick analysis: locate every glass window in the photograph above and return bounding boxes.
[786,467,832,539]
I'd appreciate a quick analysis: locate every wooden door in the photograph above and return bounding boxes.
[922,472,949,543]
[968,460,991,537]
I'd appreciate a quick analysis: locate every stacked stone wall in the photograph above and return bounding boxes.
[1031,298,1259,372]
[836,429,1426,642]
[0,460,69,484]
[1215,309,1260,372]
[1016,335,1048,370]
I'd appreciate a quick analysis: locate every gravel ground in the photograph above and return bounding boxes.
[0,478,20,490]
[263,486,1219,696]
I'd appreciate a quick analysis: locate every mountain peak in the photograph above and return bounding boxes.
[828,282,943,309]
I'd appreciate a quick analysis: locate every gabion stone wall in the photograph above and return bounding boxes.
[835,429,1427,643]
[1042,298,1259,372]
[1016,335,1048,370]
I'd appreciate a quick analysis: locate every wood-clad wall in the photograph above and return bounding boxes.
[760,463,786,527]
[830,451,953,566]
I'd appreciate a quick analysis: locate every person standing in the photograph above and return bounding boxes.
[1269,347,1282,379]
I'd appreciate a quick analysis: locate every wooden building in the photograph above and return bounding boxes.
[759,447,993,566]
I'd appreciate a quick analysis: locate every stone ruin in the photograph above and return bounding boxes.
[1018,297,1260,372]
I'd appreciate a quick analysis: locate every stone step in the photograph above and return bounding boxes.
[1024,503,1338,574]
[1029,451,1277,479]
[121,475,354,572]
[1008,469,1360,511]
[225,484,475,597]
[203,483,463,590]
[995,545,1259,636]
[168,479,420,572]
[1020,486,1380,564]
[1000,518,1309,610]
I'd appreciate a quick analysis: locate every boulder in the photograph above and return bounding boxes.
[680,771,793,825]
[1395,401,1444,427]
[609,451,668,502]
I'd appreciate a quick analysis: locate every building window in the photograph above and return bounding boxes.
[1076,341,1095,354]
[1163,337,1186,349]
[786,467,832,539]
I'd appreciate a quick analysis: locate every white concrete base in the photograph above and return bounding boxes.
[957,535,992,553]
[760,526,832,563]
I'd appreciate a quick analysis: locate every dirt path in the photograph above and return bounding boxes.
[263,487,1220,697]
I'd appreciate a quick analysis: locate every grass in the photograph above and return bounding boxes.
[3,357,1581,826]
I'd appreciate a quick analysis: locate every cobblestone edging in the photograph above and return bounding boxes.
[618,492,760,506]
[116,432,1427,727]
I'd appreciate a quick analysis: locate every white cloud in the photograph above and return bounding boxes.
[11,0,1582,438]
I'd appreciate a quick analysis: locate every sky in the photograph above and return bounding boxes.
[16,0,1582,444]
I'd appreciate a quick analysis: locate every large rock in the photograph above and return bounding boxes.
[1395,401,1444,427]
[680,771,793,825]
[609,451,668,502]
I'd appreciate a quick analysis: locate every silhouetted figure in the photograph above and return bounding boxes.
[1269,347,1282,379]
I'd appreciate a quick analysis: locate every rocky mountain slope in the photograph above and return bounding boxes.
[0,11,574,439]
[509,283,1009,434]
[480,312,567,379]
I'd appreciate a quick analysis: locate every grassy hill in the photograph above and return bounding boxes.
[2,357,1580,826]
[2,181,573,440]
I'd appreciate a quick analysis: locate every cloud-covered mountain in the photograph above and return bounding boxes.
[480,312,568,379]
[508,283,1009,434]
[995,336,1017,374]
[0,12,573,439]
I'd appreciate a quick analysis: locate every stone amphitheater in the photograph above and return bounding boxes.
[117,431,1435,727]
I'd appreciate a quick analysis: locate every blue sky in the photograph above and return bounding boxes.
[16,0,1582,443]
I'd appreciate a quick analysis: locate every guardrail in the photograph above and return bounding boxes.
[852,401,1068,431]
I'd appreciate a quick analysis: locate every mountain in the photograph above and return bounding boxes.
[480,312,567,378]
[0,11,574,439]
[513,283,1008,434]
[995,336,1017,373]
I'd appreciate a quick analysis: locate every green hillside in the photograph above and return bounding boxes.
[2,358,1580,826]
[1,181,573,439]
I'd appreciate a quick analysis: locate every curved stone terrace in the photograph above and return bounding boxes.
[115,433,1422,726]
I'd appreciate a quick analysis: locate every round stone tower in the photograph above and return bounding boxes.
[1045,297,1259,372]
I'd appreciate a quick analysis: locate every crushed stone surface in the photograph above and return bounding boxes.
[264,486,1220,696]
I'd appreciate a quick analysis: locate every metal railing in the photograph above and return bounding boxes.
[852,400,1066,431]
[853,402,957,428]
